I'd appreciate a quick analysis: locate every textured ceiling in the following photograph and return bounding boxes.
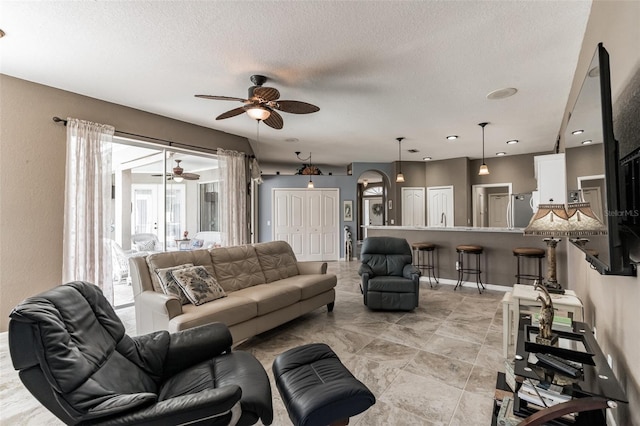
[0,1,592,173]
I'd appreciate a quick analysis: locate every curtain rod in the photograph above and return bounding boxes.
[52,116,254,158]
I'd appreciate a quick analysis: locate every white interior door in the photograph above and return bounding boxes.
[273,190,305,257]
[427,186,454,227]
[402,187,425,226]
[320,190,339,261]
[488,193,509,228]
[273,189,339,261]
[306,191,323,261]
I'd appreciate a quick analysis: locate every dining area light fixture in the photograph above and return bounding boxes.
[245,105,271,121]
[396,137,405,183]
[478,122,490,176]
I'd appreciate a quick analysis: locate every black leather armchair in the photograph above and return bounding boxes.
[8,281,273,426]
[358,237,420,311]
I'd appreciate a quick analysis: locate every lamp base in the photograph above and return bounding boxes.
[535,333,559,346]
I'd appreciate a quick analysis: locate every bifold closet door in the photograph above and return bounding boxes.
[273,189,339,261]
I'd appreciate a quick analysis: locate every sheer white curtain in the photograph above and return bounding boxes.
[217,148,248,246]
[63,118,114,303]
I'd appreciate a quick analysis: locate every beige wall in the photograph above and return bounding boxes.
[0,75,252,332]
[469,153,540,194]
[562,1,640,423]
[565,144,605,190]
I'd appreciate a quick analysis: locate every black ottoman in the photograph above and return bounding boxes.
[272,343,375,426]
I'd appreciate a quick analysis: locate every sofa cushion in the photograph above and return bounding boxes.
[156,263,194,305]
[177,296,258,329]
[253,241,299,283]
[274,274,337,300]
[231,284,301,316]
[172,266,226,306]
[210,245,266,292]
[146,250,215,292]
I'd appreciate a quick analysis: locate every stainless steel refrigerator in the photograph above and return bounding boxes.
[507,193,534,228]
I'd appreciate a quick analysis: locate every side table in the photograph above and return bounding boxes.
[502,284,584,358]
[175,239,191,251]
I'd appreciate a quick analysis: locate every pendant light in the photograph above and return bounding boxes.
[478,122,490,175]
[396,137,405,183]
[307,152,314,188]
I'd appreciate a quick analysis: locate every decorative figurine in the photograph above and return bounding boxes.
[183,230,189,240]
[344,226,353,261]
[534,283,558,345]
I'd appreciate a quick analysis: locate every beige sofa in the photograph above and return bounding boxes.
[130,240,337,342]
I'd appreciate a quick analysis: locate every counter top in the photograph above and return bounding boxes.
[364,225,525,234]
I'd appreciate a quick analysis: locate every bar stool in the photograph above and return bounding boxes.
[513,247,545,284]
[455,244,485,294]
[411,242,439,287]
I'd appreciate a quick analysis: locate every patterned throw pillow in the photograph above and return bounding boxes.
[171,266,226,306]
[136,239,156,252]
[156,264,194,305]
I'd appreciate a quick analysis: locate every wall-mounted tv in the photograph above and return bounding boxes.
[564,43,637,276]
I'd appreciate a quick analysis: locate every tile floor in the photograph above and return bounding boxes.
[0,261,507,425]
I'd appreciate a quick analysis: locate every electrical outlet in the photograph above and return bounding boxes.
[267,220,271,226]
[390,219,394,224]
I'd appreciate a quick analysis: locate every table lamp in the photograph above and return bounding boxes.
[524,202,607,294]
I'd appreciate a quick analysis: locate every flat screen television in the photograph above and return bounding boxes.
[564,43,637,276]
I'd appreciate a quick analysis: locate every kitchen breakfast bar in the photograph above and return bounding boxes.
[364,226,568,290]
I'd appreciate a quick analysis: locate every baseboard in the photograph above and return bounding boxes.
[420,277,511,293]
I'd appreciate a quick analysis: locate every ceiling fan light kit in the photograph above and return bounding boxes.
[195,75,319,130]
[478,122,490,176]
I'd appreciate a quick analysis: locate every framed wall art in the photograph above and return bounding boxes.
[343,200,353,221]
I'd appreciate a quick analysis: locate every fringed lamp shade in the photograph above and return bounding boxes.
[566,202,608,236]
[524,204,571,236]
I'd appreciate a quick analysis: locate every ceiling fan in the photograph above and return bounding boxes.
[152,160,200,182]
[195,75,320,130]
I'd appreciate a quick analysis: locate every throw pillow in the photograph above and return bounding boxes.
[171,266,226,306]
[136,239,156,252]
[156,263,194,305]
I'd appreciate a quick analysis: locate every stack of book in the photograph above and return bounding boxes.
[517,380,575,421]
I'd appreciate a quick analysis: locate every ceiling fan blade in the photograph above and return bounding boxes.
[253,86,280,101]
[216,107,247,120]
[263,110,284,130]
[182,173,200,180]
[274,100,320,114]
[195,95,246,102]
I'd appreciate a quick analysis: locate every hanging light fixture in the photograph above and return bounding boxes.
[396,137,405,183]
[478,122,490,175]
[307,152,314,188]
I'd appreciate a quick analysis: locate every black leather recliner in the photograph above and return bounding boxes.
[358,237,420,311]
[8,281,273,425]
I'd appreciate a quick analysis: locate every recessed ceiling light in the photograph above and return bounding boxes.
[446,135,458,140]
[486,87,518,100]
[496,152,506,156]
[581,140,593,145]
[506,139,519,145]
[423,157,432,161]
[572,129,584,135]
